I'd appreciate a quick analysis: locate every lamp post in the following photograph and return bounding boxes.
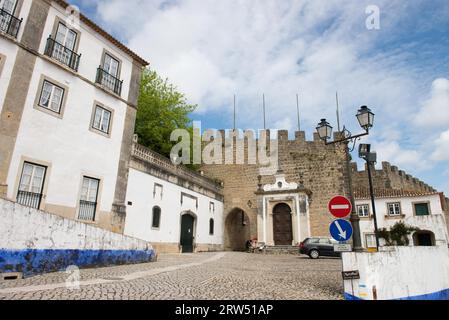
[359,144,380,250]
[316,106,375,252]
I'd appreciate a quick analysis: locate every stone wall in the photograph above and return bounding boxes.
[351,161,436,193]
[0,198,155,278]
[201,130,349,243]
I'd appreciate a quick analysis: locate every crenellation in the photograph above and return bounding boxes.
[295,131,306,142]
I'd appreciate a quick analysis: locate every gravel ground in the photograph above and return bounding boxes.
[0,252,344,300]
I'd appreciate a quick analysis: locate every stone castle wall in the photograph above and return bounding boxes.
[351,161,436,193]
[201,130,448,244]
[201,130,350,242]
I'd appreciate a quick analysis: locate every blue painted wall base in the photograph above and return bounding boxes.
[0,248,156,278]
[345,288,449,300]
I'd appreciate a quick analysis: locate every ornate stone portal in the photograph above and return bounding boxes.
[255,172,312,246]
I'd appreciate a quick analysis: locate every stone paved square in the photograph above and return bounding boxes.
[0,252,343,300]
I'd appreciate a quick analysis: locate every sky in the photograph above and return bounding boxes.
[71,0,449,194]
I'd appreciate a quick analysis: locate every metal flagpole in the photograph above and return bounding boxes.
[296,93,301,131]
[336,92,341,132]
[263,94,266,130]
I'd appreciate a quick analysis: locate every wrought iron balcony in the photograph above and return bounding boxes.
[44,36,81,71]
[17,190,42,209]
[0,8,22,38]
[78,200,97,221]
[96,67,123,96]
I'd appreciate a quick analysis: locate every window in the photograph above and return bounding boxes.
[209,219,214,235]
[96,52,123,95]
[414,203,430,216]
[209,202,215,213]
[38,80,65,114]
[17,162,46,209]
[153,183,163,199]
[92,105,112,134]
[152,206,161,229]
[387,202,401,216]
[44,21,81,71]
[365,234,377,249]
[55,22,77,51]
[78,177,99,221]
[103,53,119,77]
[1,0,17,14]
[357,204,370,218]
[318,238,330,244]
[0,0,21,38]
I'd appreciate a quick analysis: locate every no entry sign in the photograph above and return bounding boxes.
[328,196,352,218]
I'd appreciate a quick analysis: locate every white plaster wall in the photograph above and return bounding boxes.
[6,55,126,214]
[124,168,224,247]
[0,38,18,114]
[342,246,449,300]
[15,0,33,42]
[356,194,449,247]
[39,4,134,99]
[0,198,152,250]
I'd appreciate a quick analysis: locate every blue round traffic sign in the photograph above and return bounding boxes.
[329,219,353,242]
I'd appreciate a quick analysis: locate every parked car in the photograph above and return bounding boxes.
[299,237,341,259]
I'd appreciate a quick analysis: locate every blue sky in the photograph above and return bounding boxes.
[71,0,449,194]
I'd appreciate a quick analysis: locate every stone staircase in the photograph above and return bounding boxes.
[256,245,299,255]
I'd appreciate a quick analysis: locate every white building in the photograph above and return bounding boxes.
[0,0,148,233]
[124,141,224,254]
[354,189,449,250]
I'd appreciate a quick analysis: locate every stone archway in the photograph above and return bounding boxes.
[225,208,251,251]
[272,203,293,246]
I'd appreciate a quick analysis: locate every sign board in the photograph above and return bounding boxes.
[328,196,352,218]
[329,219,353,242]
[334,244,352,252]
[342,270,360,280]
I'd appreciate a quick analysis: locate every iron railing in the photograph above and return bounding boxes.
[78,200,97,221]
[96,67,123,96]
[17,190,42,209]
[44,36,81,71]
[0,8,22,38]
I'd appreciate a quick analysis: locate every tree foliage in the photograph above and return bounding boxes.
[376,221,419,246]
[135,68,197,158]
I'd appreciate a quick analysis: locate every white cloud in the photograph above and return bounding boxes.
[375,140,430,171]
[87,0,425,132]
[431,129,449,161]
[414,78,449,129]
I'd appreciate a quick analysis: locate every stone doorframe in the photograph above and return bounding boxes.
[254,172,312,246]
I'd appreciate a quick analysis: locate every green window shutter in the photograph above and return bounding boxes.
[415,203,429,216]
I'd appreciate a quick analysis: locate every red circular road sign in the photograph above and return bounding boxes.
[328,196,352,218]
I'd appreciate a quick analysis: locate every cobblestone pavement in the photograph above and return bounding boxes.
[0,252,343,300]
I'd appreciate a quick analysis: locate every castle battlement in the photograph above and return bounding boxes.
[351,161,436,193]
[209,129,347,146]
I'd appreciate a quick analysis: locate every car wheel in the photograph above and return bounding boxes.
[309,249,319,259]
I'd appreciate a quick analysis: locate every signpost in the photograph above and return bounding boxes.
[330,219,353,242]
[328,195,352,218]
[334,243,352,252]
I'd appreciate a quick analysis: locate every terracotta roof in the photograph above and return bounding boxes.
[54,0,149,66]
[354,188,440,200]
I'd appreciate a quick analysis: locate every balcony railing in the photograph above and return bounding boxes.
[44,36,81,71]
[17,190,42,209]
[96,67,123,96]
[78,200,97,221]
[0,8,22,38]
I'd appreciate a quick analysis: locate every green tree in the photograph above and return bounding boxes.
[135,68,197,158]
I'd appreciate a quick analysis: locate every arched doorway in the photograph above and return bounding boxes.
[180,213,196,253]
[273,203,293,246]
[413,231,436,246]
[225,208,250,251]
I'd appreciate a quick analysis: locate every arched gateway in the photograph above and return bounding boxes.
[225,208,251,251]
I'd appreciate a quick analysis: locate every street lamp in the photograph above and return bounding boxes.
[359,144,380,251]
[316,106,375,252]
